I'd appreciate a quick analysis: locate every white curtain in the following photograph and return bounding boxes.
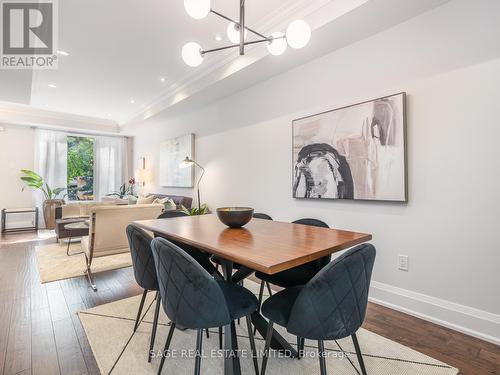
[34,129,68,224]
[94,136,128,200]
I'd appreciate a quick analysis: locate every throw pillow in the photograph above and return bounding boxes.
[136,195,156,205]
[153,197,177,211]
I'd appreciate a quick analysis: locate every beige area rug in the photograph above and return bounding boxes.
[35,242,132,283]
[78,280,458,375]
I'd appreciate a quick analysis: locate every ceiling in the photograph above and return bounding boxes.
[0,0,451,129]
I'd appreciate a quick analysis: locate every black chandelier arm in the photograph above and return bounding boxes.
[209,9,272,42]
[201,36,285,55]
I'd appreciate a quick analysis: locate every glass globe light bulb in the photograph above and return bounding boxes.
[267,32,287,56]
[182,42,204,67]
[184,0,210,20]
[286,20,311,49]
[226,22,248,44]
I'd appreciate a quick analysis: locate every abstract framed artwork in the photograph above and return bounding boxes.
[292,93,407,202]
[159,133,194,188]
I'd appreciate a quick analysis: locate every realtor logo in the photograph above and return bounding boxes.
[1,0,58,69]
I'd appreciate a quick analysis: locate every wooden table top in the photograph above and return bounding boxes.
[134,214,372,275]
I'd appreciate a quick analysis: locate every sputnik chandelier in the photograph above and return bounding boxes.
[182,0,312,67]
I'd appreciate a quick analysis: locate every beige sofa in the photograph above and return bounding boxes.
[81,203,164,290]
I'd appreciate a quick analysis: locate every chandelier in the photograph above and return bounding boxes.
[182,0,312,67]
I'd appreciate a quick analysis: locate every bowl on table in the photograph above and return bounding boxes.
[216,207,254,228]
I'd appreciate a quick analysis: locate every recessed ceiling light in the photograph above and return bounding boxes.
[57,50,69,56]
[130,99,135,104]
[214,34,222,42]
[48,84,57,88]
[160,77,166,83]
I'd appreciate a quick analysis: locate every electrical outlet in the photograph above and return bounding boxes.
[398,255,409,271]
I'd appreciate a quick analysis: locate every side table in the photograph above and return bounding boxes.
[64,221,89,256]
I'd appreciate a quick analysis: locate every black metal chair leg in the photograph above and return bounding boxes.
[261,321,274,375]
[134,289,148,332]
[194,329,203,375]
[297,337,302,359]
[148,292,161,362]
[218,326,223,350]
[254,281,266,335]
[318,340,327,375]
[157,322,176,375]
[205,328,210,338]
[265,282,273,296]
[352,333,367,375]
[245,315,259,375]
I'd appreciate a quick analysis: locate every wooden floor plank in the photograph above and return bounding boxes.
[3,297,31,375]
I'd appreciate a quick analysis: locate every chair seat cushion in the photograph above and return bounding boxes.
[216,281,258,320]
[255,262,318,288]
[261,286,303,327]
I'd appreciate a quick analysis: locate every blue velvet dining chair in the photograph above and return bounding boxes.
[254,218,330,310]
[151,237,260,375]
[125,224,161,363]
[260,243,376,375]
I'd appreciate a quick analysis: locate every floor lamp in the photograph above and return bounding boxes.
[179,156,205,212]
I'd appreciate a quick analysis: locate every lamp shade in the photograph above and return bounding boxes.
[179,156,195,168]
[182,42,204,67]
[267,32,287,56]
[184,0,210,19]
[286,20,311,49]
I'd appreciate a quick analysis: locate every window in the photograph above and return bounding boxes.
[67,136,95,201]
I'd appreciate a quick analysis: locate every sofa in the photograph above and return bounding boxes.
[146,193,193,209]
[81,203,164,290]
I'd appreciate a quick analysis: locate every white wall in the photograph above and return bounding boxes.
[126,0,500,343]
[0,125,36,228]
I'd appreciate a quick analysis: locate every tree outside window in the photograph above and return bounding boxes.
[67,136,94,201]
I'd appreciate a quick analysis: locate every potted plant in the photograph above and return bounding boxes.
[106,178,137,199]
[20,169,66,229]
[181,203,210,216]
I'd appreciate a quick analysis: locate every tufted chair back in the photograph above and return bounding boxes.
[253,213,273,220]
[151,237,232,329]
[126,224,158,291]
[157,210,189,219]
[293,218,331,270]
[287,243,376,340]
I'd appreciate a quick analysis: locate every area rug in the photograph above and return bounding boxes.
[35,242,132,283]
[78,280,458,375]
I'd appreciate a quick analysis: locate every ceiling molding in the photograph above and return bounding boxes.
[0,101,119,133]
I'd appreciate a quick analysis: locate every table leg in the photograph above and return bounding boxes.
[251,312,298,357]
[221,260,242,375]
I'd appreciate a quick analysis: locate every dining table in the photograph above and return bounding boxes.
[133,214,372,375]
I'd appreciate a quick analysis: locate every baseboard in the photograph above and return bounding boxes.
[369,281,500,346]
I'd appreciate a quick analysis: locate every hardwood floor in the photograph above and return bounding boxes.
[0,232,498,375]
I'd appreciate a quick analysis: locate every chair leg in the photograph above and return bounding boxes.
[157,322,176,375]
[261,321,274,375]
[318,340,327,375]
[218,326,223,350]
[148,292,161,363]
[205,328,210,338]
[194,329,203,375]
[245,315,259,375]
[83,255,97,291]
[297,337,302,359]
[134,289,148,332]
[352,333,367,375]
[254,281,265,335]
[265,282,273,296]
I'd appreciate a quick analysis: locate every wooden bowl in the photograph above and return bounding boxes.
[216,207,254,228]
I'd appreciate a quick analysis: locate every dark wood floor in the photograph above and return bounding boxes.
[0,232,498,375]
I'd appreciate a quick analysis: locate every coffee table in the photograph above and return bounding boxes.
[64,221,89,256]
